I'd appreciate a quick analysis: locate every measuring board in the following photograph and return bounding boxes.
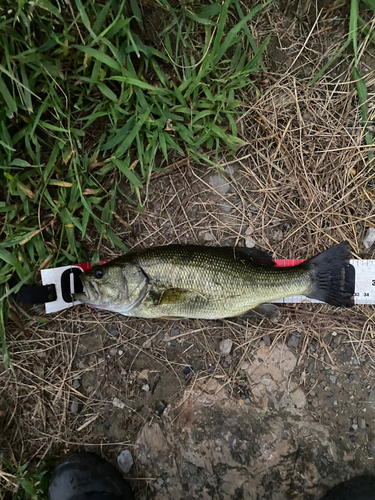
[272,259,375,306]
[40,259,375,314]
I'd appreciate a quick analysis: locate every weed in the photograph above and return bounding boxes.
[0,0,271,366]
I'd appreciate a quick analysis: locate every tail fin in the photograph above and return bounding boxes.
[305,242,355,308]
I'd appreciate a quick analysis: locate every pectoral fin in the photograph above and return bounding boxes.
[148,288,193,306]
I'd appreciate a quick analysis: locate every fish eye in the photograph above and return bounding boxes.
[95,269,104,279]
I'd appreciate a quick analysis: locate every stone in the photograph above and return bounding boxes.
[218,200,232,212]
[245,237,256,248]
[109,348,118,356]
[287,332,300,349]
[170,329,180,337]
[329,375,337,384]
[70,400,80,414]
[262,335,271,346]
[203,232,214,242]
[113,397,125,409]
[117,450,134,473]
[108,324,119,338]
[142,384,150,392]
[72,379,80,389]
[208,174,230,195]
[219,339,233,356]
[363,227,375,249]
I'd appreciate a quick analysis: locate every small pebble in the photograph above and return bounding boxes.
[363,227,375,249]
[219,339,233,356]
[142,384,150,392]
[156,405,165,415]
[218,200,232,213]
[70,400,80,414]
[113,397,125,409]
[360,418,366,429]
[348,374,355,382]
[109,348,117,356]
[182,367,192,375]
[326,395,334,404]
[309,344,316,353]
[118,349,124,355]
[108,324,119,338]
[262,334,271,346]
[163,333,170,342]
[209,174,230,195]
[352,424,358,431]
[117,450,133,474]
[170,329,180,337]
[307,362,314,373]
[287,332,301,349]
[72,379,81,390]
[353,358,359,365]
[329,375,337,384]
[170,340,178,347]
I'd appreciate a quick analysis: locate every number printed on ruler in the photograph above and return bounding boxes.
[351,260,375,305]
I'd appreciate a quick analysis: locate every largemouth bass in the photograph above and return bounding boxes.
[75,242,355,319]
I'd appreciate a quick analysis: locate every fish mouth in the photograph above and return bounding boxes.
[75,277,101,304]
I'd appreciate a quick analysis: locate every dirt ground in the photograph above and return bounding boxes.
[1,1,375,499]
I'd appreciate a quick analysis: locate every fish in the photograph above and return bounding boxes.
[74,242,355,319]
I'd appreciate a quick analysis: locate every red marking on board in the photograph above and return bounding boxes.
[274,259,305,267]
[76,261,106,272]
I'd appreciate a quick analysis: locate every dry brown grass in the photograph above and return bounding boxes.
[1,4,375,495]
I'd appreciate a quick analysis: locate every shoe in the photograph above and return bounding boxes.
[48,451,134,500]
[320,476,375,500]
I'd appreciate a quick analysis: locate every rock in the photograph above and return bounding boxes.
[170,329,180,337]
[287,331,301,349]
[262,334,271,346]
[367,443,375,458]
[329,375,337,384]
[363,227,375,249]
[72,379,81,389]
[170,340,178,347]
[360,418,366,429]
[118,349,124,355]
[203,232,214,242]
[182,367,192,375]
[109,348,118,356]
[113,397,125,409]
[117,450,134,473]
[245,225,256,248]
[348,374,355,382]
[70,400,80,414]
[163,333,170,342]
[219,339,233,356]
[209,174,230,195]
[218,200,232,212]
[369,389,375,401]
[326,395,334,404]
[245,237,256,248]
[108,324,119,338]
[142,384,150,392]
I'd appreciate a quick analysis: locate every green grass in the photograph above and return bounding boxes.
[312,0,374,161]
[0,460,49,500]
[0,0,271,367]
